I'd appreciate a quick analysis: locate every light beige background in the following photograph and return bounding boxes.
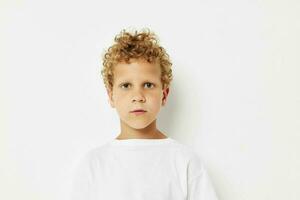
[1,0,299,200]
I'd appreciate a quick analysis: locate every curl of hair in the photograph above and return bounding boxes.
[100,28,173,91]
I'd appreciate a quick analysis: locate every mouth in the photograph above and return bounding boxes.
[130,108,147,114]
[130,109,147,116]
[130,109,147,113]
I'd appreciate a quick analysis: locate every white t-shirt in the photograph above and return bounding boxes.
[70,137,219,200]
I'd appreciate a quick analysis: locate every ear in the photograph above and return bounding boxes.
[161,87,169,106]
[106,88,115,108]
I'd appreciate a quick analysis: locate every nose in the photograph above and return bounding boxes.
[131,89,146,103]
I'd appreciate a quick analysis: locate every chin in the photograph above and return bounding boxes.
[129,122,152,130]
[120,114,156,130]
[126,118,155,130]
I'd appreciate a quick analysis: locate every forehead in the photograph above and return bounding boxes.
[113,59,161,81]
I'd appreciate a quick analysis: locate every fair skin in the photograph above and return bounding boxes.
[107,58,170,140]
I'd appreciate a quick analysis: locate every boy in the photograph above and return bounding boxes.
[70,28,219,200]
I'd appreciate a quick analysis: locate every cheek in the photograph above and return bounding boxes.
[148,94,163,109]
[115,99,127,110]
[113,93,127,110]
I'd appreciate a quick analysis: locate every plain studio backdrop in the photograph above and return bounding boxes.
[1,0,299,200]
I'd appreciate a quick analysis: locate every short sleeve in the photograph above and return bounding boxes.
[187,153,219,200]
[69,151,97,200]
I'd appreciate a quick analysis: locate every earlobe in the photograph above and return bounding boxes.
[162,87,169,106]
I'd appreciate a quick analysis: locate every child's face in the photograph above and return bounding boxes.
[107,58,169,129]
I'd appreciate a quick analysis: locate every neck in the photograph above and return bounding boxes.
[116,119,167,140]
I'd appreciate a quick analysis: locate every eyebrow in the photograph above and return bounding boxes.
[119,80,155,83]
[117,80,158,85]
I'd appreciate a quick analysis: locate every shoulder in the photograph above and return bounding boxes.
[171,139,206,177]
[76,142,111,168]
[170,138,201,156]
[169,139,205,169]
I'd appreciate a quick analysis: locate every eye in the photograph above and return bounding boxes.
[120,82,154,89]
[144,82,154,88]
[121,83,130,89]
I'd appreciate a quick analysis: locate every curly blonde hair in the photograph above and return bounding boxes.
[100,28,173,91]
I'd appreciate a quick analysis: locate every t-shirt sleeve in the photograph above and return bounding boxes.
[187,153,219,200]
[69,151,97,200]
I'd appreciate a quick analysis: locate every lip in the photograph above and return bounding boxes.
[130,110,147,116]
[130,109,147,113]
